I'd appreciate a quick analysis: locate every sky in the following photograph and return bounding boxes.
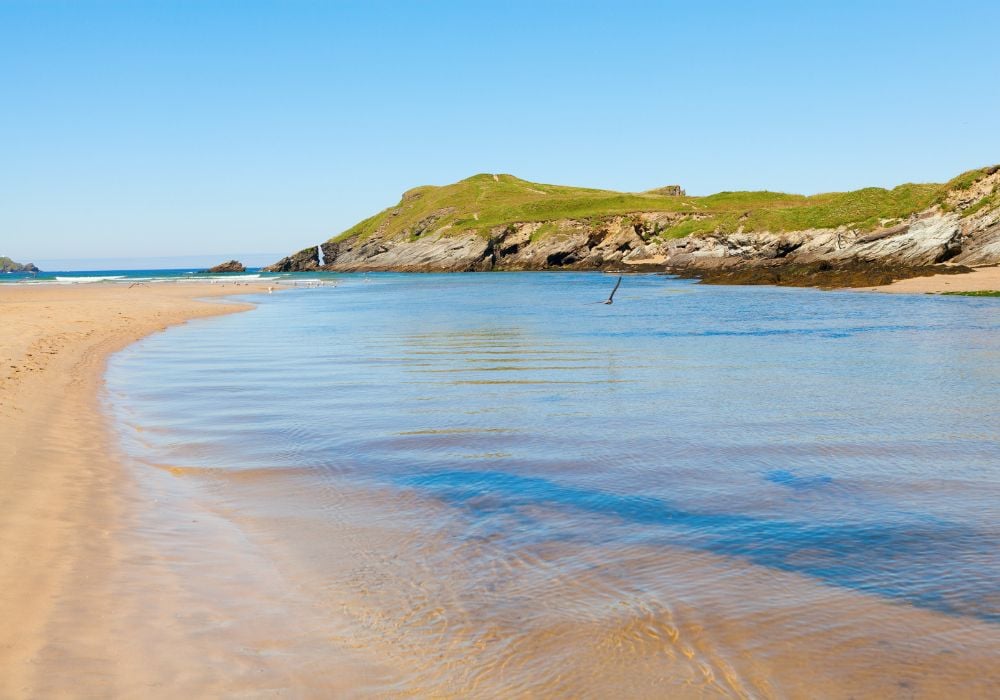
[2,0,999,268]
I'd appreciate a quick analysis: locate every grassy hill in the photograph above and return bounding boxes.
[328,167,998,246]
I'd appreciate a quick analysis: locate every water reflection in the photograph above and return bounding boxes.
[107,273,1000,696]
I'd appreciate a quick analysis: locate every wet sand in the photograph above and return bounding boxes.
[870,264,1000,293]
[199,471,1000,698]
[0,282,388,697]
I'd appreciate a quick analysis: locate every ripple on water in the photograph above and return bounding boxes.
[107,273,1000,696]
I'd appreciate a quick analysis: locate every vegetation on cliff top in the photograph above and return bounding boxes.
[325,166,999,248]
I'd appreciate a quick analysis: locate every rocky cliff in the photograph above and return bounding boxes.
[0,257,39,273]
[267,167,1000,285]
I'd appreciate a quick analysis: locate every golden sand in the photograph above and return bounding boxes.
[869,264,1000,293]
[0,283,388,697]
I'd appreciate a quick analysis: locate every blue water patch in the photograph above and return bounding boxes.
[106,272,1000,625]
[765,469,833,489]
[401,469,999,623]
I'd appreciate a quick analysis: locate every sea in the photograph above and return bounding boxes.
[0,267,307,285]
[98,272,999,696]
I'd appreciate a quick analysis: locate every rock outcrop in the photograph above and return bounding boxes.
[646,185,686,197]
[0,257,39,273]
[206,260,246,273]
[267,167,1000,285]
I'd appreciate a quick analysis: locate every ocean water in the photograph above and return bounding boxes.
[0,267,337,284]
[106,273,1000,697]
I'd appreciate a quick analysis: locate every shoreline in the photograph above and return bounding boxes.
[0,283,269,696]
[7,262,998,296]
[650,261,1000,294]
[866,264,1000,293]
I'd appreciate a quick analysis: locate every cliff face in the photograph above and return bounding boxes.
[267,168,1000,283]
[0,257,39,273]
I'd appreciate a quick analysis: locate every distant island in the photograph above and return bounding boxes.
[267,165,1000,286]
[1,256,39,273]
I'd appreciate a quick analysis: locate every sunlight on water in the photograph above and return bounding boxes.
[107,273,1000,697]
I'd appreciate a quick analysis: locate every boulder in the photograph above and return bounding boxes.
[207,260,246,273]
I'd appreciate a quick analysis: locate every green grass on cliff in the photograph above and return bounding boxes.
[1,256,30,272]
[333,174,697,242]
[658,183,944,239]
[328,167,998,246]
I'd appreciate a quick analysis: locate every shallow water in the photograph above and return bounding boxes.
[107,273,1000,697]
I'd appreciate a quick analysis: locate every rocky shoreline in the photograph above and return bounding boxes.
[674,260,975,288]
[267,168,1000,287]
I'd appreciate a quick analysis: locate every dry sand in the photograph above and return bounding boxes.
[869,264,1000,293]
[0,282,387,697]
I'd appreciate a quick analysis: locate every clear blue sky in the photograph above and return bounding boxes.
[2,0,999,267]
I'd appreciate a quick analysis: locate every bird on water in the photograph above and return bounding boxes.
[602,275,622,304]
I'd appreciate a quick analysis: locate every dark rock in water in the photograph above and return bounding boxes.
[0,257,39,273]
[265,247,321,272]
[207,260,246,273]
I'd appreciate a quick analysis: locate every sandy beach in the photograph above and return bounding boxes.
[0,282,390,697]
[869,264,1000,293]
[0,283,269,696]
